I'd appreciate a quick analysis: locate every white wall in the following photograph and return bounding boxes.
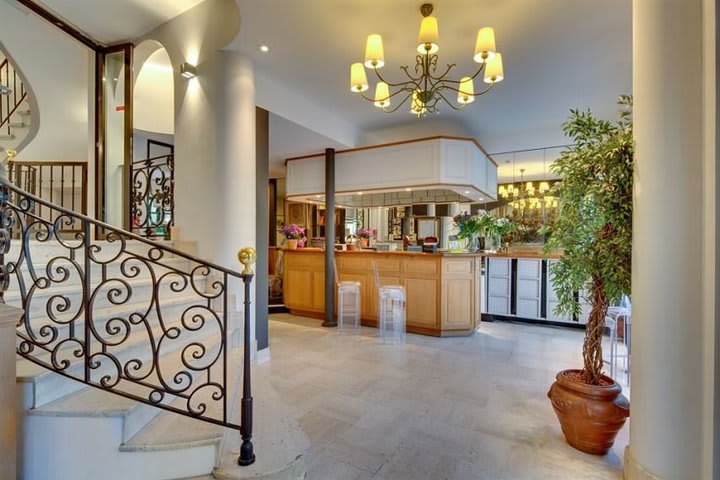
[0,1,92,161]
[134,49,174,135]
[358,117,472,146]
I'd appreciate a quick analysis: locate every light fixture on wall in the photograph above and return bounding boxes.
[180,62,197,79]
[350,3,504,116]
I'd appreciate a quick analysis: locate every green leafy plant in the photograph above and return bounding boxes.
[543,95,633,385]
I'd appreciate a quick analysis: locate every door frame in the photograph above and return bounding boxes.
[94,43,133,237]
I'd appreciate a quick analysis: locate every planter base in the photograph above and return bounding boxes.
[547,369,629,455]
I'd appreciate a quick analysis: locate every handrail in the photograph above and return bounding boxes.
[0,57,27,132]
[0,179,257,466]
[132,152,174,164]
[1,179,245,279]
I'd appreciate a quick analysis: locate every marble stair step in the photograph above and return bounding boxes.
[119,408,225,453]
[5,273,209,315]
[6,240,176,264]
[17,311,227,407]
[9,255,190,285]
[27,335,226,441]
[15,290,214,357]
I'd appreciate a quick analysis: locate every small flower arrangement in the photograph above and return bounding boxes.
[280,224,305,240]
[356,228,375,239]
[453,211,481,240]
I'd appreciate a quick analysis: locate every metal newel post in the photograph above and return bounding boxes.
[237,247,256,466]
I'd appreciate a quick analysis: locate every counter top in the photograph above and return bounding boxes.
[483,251,563,259]
[282,248,483,257]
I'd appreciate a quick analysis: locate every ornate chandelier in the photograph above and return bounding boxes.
[350,3,505,116]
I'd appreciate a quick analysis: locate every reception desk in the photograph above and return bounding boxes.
[283,250,482,336]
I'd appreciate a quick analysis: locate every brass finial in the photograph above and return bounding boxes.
[237,247,257,275]
[6,149,17,160]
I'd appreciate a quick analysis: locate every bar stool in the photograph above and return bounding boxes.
[334,259,361,334]
[605,295,631,385]
[371,260,406,344]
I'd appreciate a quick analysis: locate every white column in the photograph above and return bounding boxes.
[0,305,23,480]
[629,0,713,478]
[215,52,256,348]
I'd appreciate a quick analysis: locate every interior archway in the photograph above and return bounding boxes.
[130,41,175,238]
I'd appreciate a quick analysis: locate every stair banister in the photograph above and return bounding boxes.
[0,178,257,467]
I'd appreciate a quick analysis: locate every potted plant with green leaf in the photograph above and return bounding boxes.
[544,95,633,455]
[453,211,482,251]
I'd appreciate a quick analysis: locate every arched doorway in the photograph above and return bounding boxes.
[130,41,175,239]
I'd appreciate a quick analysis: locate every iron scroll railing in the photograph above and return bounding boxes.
[0,179,256,466]
[130,154,174,239]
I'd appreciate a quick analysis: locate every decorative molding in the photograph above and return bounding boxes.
[624,447,662,480]
[15,0,103,51]
[285,135,499,167]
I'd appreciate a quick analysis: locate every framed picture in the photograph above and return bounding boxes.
[286,202,307,226]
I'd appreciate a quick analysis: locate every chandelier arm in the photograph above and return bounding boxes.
[432,88,466,111]
[438,81,495,97]
[398,65,423,84]
[428,63,457,81]
[358,84,416,104]
[372,67,421,88]
[381,91,416,113]
[438,63,486,84]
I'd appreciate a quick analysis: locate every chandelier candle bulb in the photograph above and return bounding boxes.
[458,76,475,104]
[484,53,504,83]
[350,3,503,115]
[474,27,497,63]
[374,82,391,107]
[350,62,369,92]
[364,34,385,68]
[417,15,439,54]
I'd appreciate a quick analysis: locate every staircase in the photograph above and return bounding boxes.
[2,179,309,479]
[0,53,32,160]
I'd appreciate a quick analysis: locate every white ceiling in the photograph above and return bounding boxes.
[233,0,632,163]
[268,114,345,179]
[34,0,205,44]
[27,0,632,180]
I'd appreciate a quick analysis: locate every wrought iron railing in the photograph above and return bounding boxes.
[130,154,174,239]
[0,179,257,466]
[0,58,28,136]
[8,161,87,235]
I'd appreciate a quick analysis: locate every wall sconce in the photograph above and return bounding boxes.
[180,62,197,79]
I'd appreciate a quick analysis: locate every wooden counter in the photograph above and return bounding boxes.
[283,250,482,336]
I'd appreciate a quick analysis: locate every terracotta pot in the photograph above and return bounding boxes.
[547,369,630,455]
[287,239,298,250]
[359,238,369,248]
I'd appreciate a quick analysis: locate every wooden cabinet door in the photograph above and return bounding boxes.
[286,270,313,310]
[311,271,325,311]
[442,277,475,330]
[404,277,439,328]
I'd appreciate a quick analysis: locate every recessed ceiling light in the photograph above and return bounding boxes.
[405,188,412,191]
[357,192,363,195]
[260,45,270,53]
[464,190,470,194]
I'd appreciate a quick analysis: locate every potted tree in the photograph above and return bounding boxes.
[544,95,633,455]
